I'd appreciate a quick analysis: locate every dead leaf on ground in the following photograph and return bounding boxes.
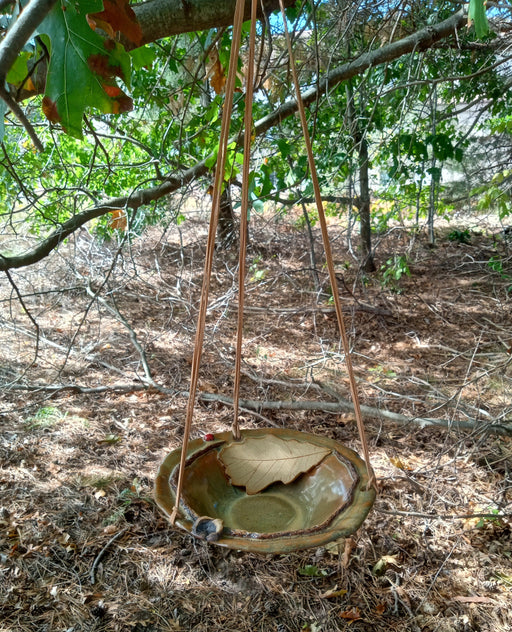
[372,554,401,576]
[343,537,357,568]
[339,607,361,620]
[319,586,348,599]
[219,435,330,494]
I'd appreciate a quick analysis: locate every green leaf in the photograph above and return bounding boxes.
[298,565,328,577]
[6,51,31,85]
[130,45,156,71]
[277,138,291,158]
[37,0,132,138]
[468,0,489,39]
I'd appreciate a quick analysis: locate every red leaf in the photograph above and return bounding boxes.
[42,96,60,123]
[88,0,142,46]
[112,94,133,113]
[87,53,122,80]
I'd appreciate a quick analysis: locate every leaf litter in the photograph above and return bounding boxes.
[0,212,511,631]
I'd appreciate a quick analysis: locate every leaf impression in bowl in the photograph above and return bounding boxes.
[218,435,331,494]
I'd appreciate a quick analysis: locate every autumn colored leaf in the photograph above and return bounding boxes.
[23,77,36,92]
[108,209,127,230]
[206,50,226,95]
[36,0,133,138]
[219,435,330,495]
[339,607,361,621]
[319,586,348,599]
[102,84,123,98]
[42,96,60,123]
[88,0,143,46]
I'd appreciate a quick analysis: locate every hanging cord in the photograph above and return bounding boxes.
[170,0,248,524]
[278,0,376,490]
[232,0,259,441]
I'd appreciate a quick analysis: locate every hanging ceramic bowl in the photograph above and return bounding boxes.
[155,428,375,553]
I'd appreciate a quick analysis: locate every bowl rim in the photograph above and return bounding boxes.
[155,427,376,553]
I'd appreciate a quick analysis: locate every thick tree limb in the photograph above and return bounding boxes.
[134,0,297,46]
[0,9,467,272]
[0,0,57,82]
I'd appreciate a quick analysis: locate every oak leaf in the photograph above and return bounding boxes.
[37,1,133,138]
[339,607,361,620]
[219,435,330,495]
[88,0,143,46]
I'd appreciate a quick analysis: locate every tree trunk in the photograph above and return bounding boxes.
[217,186,238,249]
[428,85,438,246]
[346,81,375,273]
[358,135,376,272]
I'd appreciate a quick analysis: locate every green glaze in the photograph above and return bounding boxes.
[155,428,376,553]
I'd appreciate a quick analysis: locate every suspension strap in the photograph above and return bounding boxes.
[278,0,375,489]
[232,0,258,441]
[170,0,248,524]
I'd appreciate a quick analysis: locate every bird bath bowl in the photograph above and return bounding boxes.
[155,428,375,553]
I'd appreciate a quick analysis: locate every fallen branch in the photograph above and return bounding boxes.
[90,527,130,585]
[375,507,512,521]
[198,391,512,437]
[4,380,511,436]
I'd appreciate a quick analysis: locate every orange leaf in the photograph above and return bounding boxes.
[103,84,122,98]
[108,209,127,230]
[88,0,142,46]
[339,608,361,620]
[42,96,60,123]
[23,77,36,92]
[209,58,226,94]
[87,14,116,39]
[111,94,133,113]
[206,50,226,95]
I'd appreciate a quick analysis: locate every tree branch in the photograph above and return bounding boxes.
[0,0,57,83]
[134,0,297,46]
[198,391,512,437]
[0,9,468,271]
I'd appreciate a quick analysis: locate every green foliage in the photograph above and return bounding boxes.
[380,255,410,291]
[249,255,267,282]
[0,0,510,266]
[37,0,133,138]
[474,178,512,220]
[448,229,471,244]
[25,406,65,429]
[298,565,328,578]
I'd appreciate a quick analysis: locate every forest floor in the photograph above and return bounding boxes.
[0,207,511,632]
